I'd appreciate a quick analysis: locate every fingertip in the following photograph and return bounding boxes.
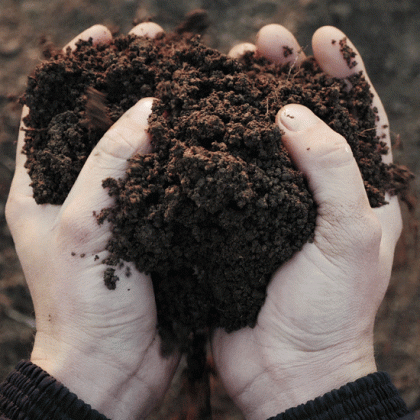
[123,97,155,128]
[115,97,156,156]
[64,25,112,51]
[312,26,393,165]
[276,104,354,174]
[276,104,369,215]
[88,24,113,45]
[129,22,165,39]
[276,105,321,168]
[228,42,257,59]
[256,24,305,66]
[312,26,364,78]
[276,104,320,133]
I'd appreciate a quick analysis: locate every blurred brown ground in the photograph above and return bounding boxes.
[0,0,419,418]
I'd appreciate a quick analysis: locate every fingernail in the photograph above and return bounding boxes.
[277,104,320,132]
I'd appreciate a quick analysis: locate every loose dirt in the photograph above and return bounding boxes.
[21,30,411,354]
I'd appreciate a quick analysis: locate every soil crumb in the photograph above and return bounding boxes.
[339,37,358,69]
[21,31,412,352]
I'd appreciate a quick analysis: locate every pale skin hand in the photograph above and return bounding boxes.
[7,21,401,420]
[6,23,180,420]
[213,25,402,420]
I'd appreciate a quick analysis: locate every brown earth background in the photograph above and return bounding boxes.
[0,0,419,419]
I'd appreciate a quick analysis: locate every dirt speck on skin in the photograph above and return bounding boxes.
[339,37,358,69]
[104,267,119,290]
[21,31,412,353]
[283,46,293,58]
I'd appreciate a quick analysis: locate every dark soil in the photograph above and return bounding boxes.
[2,1,420,419]
[21,30,412,353]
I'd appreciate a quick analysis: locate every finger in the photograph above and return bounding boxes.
[56,97,155,250]
[64,24,112,51]
[312,26,392,164]
[277,103,386,267]
[129,22,165,38]
[228,42,257,59]
[277,104,372,219]
[255,24,306,66]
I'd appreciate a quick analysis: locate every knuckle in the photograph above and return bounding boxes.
[347,210,383,252]
[321,203,383,261]
[361,212,382,247]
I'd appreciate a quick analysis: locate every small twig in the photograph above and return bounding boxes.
[286,45,308,82]
[21,127,47,132]
[356,127,376,138]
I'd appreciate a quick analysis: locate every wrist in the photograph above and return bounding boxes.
[239,339,377,420]
[31,331,158,419]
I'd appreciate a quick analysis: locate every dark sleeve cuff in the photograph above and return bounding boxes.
[267,372,410,420]
[0,360,110,420]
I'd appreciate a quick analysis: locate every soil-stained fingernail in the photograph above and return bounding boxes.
[277,104,319,132]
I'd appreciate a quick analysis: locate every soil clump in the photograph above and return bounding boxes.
[21,31,411,353]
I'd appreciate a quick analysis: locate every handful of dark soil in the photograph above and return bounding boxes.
[21,31,411,351]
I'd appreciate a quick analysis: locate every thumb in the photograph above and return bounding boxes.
[276,103,383,270]
[276,104,371,219]
[56,97,155,251]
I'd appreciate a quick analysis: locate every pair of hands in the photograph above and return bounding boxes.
[5,21,401,420]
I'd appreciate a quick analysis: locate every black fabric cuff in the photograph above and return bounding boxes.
[267,372,410,420]
[0,360,110,420]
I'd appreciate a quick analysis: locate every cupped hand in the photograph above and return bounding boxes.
[6,23,180,420]
[212,25,402,420]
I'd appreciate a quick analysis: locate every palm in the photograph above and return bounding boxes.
[6,23,180,419]
[212,25,402,418]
